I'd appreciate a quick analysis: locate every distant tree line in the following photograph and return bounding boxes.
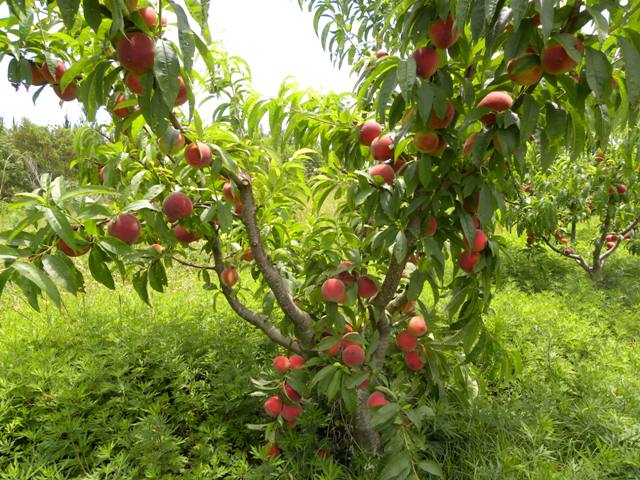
[0,119,76,200]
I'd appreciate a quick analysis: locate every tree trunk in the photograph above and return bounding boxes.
[570,220,577,243]
[354,388,381,453]
[590,260,604,283]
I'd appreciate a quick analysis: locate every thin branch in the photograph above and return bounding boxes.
[610,2,640,33]
[600,215,640,263]
[542,236,592,273]
[171,255,217,270]
[233,172,316,349]
[209,236,303,355]
[563,0,583,33]
[620,215,640,237]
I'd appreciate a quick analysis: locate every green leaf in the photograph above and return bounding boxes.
[519,94,540,144]
[42,253,84,295]
[396,57,416,102]
[418,460,443,477]
[510,0,528,30]
[407,270,427,300]
[149,261,167,292]
[379,451,411,480]
[132,270,150,305]
[58,0,80,29]
[311,364,338,387]
[370,402,400,429]
[169,1,196,74]
[538,0,555,38]
[326,369,342,401]
[393,230,408,263]
[83,0,102,31]
[585,47,612,101]
[619,35,640,103]
[88,248,115,290]
[417,82,434,124]
[478,185,494,226]
[44,207,77,251]
[154,40,181,108]
[377,67,398,120]
[12,262,61,307]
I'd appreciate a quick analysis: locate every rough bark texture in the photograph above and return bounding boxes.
[355,388,381,453]
[229,172,316,350]
[210,236,304,355]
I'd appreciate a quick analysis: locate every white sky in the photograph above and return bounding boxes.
[0,0,353,126]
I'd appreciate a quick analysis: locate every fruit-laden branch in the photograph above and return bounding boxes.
[231,172,316,350]
[371,215,422,368]
[209,236,304,355]
[600,214,640,263]
[168,112,316,350]
[542,236,592,273]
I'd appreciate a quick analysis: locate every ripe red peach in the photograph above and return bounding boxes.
[264,395,283,417]
[273,355,290,373]
[162,191,193,221]
[185,142,213,168]
[407,316,427,337]
[359,120,383,146]
[396,331,418,352]
[428,100,455,129]
[405,350,425,370]
[413,47,439,79]
[369,164,395,185]
[370,134,394,161]
[321,278,346,302]
[357,276,378,298]
[459,251,480,273]
[221,267,239,288]
[478,91,513,124]
[367,391,389,407]
[116,32,155,74]
[428,15,461,49]
[342,344,365,367]
[107,213,141,244]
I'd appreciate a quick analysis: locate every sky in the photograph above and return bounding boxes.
[0,0,354,126]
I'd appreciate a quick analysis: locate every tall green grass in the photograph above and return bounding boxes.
[0,228,638,478]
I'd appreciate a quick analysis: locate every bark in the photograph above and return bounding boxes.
[209,236,304,355]
[354,388,381,454]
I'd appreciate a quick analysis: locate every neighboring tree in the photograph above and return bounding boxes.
[511,132,639,280]
[0,0,639,476]
[0,120,76,199]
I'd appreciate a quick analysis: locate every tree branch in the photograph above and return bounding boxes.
[209,236,303,355]
[232,172,316,349]
[171,256,216,270]
[599,215,640,264]
[542,236,592,274]
[371,216,422,369]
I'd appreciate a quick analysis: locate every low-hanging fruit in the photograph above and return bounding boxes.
[107,213,141,244]
[136,6,157,29]
[396,331,418,352]
[264,395,283,417]
[114,95,132,118]
[541,38,583,74]
[221,267,239,288]
[507,51,543,86]
[413,47,439,79]
[428,15,461,49]
[464,229,489,253]
[273,355,290,372]
[428,100,455,129]
[357,276,378,298]
[162,191,193,221]
[367,391,389,407]
[58,238,90,257]
[424,216,437,237]
[459,251,480,273]
[414,130,441,154]
[321,278,346,303]
[289,354,305,369]
[283,384,301,403]
[407,316,427,337]
[158,128,186,155]
[370,134,394,161]
[342,344,365,367]
[405,350,425,370]
[281,404,302,422]
[185,142,213,168]
[478,91,513,124]
[337,261,356,285]
[174,225,198,244]
[369,164,395,185]
[116,32,155,74]
[359,120,383,146]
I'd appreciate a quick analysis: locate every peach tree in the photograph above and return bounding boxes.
[0,0,639,475]
[509,130,639,280]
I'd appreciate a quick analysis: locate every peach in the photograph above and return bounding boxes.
[175,76,188,106]
[357,276,378,298]
[221,267,239,288]
[478,91,513,124]
[321,278,346,302]
[428,100,455,129]
[413,47,439,79]
[322,337,341,356]
[264,395,283,417]
[359,120,383,146]
[241,250,254,261]
[114,95,131,118]
[39,62,66,83]
[463,229,489,252]
[396,331,418,352]
[404,350,425,370]
[116,32,155,74]
[158,128,186,155]
[283,384,301,403]
[185,142,212,168]
[136,6,157,29]
[367,391,389,407]
[414,130,440,154]
[281,404,302,422]
[58,239,90,257]
[289,354,305,369]
[29,62,47,85]
[424,216,437,237]
[369,164,395,185]
[407,316,427,337]
[174,225,198,244]
[126,73,144,94]
[162,191,193,221]
[507,52,543,86]
[428,15,461,49]
[53,83,77,101]
[107,213,141,244]
[337,261,357,285]
[273,355,290,372]
[617,184,627,194]
[370,134,394,160]
[541,38,583,74]
[266,443,280,458]
[342,344,365,367]
[375,49,388,58]
[459,251,480,273]
[463,133,477,157]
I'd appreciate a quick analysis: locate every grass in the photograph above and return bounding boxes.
[0,229,639,478]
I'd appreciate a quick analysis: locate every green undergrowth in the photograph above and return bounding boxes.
[0,231,638,479]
